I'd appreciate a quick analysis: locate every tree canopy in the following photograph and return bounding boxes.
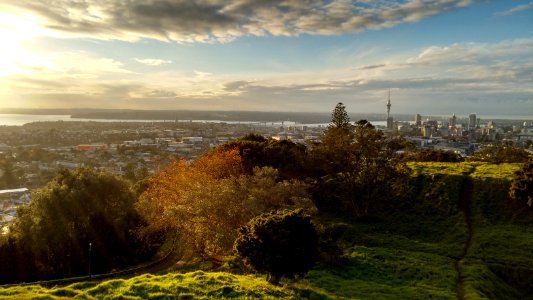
[137,148,315,257]
[470,144,530,163]
[310,106,411,216]
[1,168,147,282]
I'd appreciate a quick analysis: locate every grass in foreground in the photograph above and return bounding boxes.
[0,162,531,299]
[0,271,304,300]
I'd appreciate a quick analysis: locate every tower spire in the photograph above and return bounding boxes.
[386,88,393,130]
[386,88,391,119]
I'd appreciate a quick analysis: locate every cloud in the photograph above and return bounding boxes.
[1,0,477,42]
[1,38,531,114]
[404,39,533,69]
[496,2,533,16]
[358,64,387,70]
[135,58,172,66]
[224,80,252,91]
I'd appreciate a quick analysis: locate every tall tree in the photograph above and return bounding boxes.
[312,103,355,175]
[330,102,351,130]
[6,168,147,281]
[311,105,410,217]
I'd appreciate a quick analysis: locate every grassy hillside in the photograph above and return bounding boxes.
[0,162,531,299]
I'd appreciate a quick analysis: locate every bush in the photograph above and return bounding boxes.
[403,149,464,162]
[234,209,318,284]
[509,162,532,208]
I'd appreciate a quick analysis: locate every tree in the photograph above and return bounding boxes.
[470,144,530,163]
[509,162,532,208]
[310,105,411,216]
[312,104,355,175]
[7,168,148,280]
[330,102,351,130]
[0,158,20,189]
[137,149,315,257]
[234,209,318,284]
[219,134,309,180]
[403,149,463,162]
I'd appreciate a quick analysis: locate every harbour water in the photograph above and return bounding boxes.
[0,113,530,127]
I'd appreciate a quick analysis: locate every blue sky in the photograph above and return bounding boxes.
[0,0,531,116]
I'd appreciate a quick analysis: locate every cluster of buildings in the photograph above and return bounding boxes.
[0,121,326,229]
[0,100,530,228]
[0,188,30,228]
[383,94,532,156]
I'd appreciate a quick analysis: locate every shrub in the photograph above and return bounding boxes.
[509,162,533,208]
[234,209,318,284]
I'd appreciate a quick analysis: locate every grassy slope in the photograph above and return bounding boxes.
[463,163,533,299]
[0,162,531,300]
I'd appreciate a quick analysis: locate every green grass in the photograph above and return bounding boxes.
[407,162,479,177]
[0,162,530,299]
[0,272,302,299]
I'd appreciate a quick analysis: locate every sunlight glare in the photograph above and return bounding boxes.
[0,12,48,77]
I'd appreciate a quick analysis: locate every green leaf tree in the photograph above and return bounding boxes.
[470,144,530,163]
[310,104,411,216]
[8,168,147,280]
[509,162,532,208]
[234,209,318,284]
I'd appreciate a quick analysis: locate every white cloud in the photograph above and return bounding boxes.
[1,0,478,43]
[1,38,531,114]
[496,2,533,16]
[135,58,172,66]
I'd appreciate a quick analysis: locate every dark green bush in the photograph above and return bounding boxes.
[509,162,532,208]
[234,209,318,284]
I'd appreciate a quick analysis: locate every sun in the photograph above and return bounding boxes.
[0,12,48,77]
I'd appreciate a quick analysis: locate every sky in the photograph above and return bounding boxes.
[0,0,532,116]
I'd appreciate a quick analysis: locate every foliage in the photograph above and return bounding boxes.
[234,209,318,284]
[138,149,315,257]
[311,111,412,216]
[329,102,351,130]
[509,162,532,208]
[469,144,530,163]
[0,168,147,282]
[219,134,309,179]
[403,148,464,162]
[0,157,22,189]
[122,162,149,183]
[1,162,532,298]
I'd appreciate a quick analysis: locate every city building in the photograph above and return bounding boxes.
[469,113,477,130]
[449,114,457,128]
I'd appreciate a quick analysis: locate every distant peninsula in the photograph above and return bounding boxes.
[0,108,417,124]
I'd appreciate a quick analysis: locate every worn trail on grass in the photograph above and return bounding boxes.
[455,167,476,300]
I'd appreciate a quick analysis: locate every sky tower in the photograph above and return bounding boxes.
[386,89,393,129]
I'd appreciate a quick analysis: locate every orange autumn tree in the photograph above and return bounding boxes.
[137,148,315,257]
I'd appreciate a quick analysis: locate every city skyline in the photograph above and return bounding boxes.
[0,1,532,115]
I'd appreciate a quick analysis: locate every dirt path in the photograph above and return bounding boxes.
[455,172,475,300]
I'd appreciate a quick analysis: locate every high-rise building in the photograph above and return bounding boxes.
[449,114,456,128]
[469,113,477,130]
[415,114,421,126]
[386,89,393,129]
